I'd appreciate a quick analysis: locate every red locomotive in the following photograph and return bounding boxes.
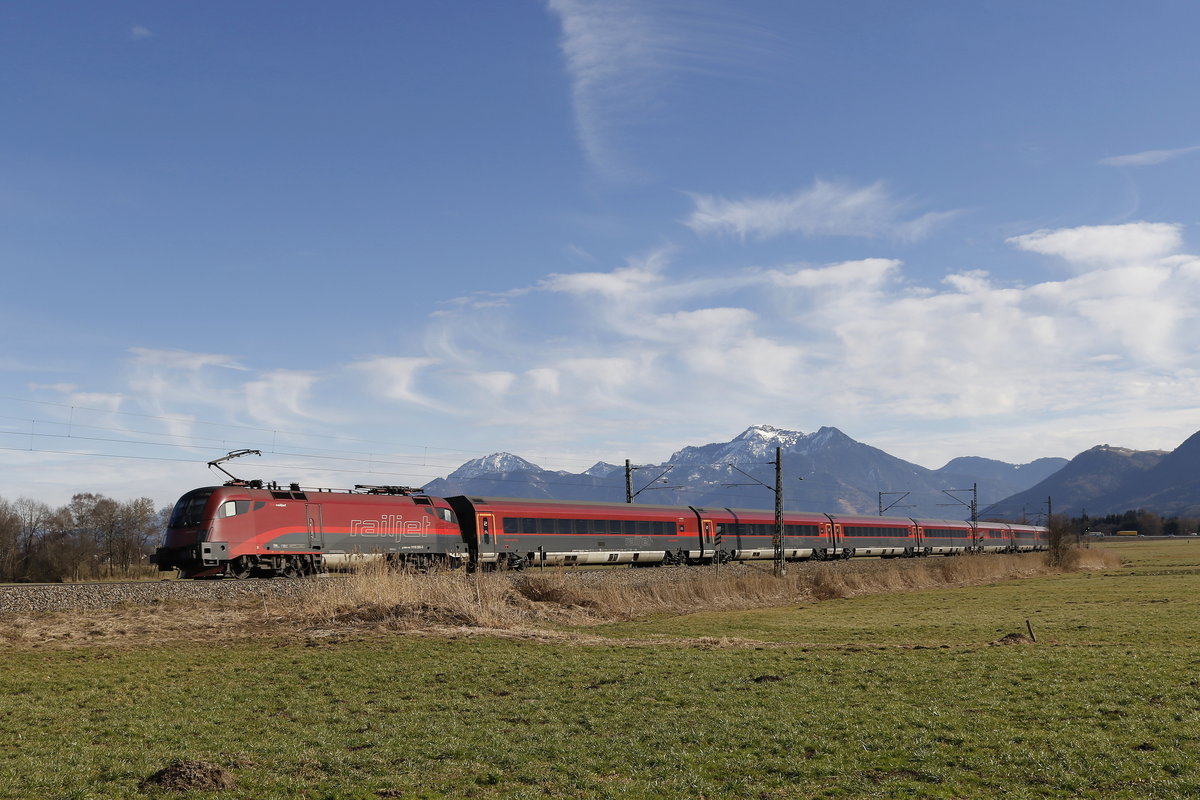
[156,479,1048,579]
[155,482,467,578]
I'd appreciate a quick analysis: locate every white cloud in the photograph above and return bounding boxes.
[1007,222,1182,270]
[130,25,154,40]
[1100,144,1200,167]
[243,371,319,422]
[351,356,440,408]
[543,259,663,297]
[766,258,901,289]
[685,180,957,241]
[467,371,517,396]
[390,219,1200,466]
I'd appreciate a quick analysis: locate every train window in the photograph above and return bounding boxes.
[636,521,650,536]
[537,518,555,535]
[168,490,213,528]
[574,519,590,535]
[521,518,537,534]
[503,518,518,534]
[217,500,250,519]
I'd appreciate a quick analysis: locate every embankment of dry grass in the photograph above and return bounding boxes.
[291,549,1121,631]
[0,549,1120,649]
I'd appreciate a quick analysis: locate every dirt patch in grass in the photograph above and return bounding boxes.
[138,760,236,792]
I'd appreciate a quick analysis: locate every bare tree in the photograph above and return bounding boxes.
[0,498,20,582]
[13,498,54,580]
[110,497,159,572]
[1046,513,1075,568]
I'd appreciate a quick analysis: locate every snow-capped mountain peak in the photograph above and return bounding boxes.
[448,452,540,480]
[734,424,805,448]
[583,461,622,478]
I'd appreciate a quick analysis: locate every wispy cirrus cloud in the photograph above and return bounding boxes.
[349,356,441,409]
[546,0,771,179]
[1100,144,1200,167]
[128,347,245,372]
[684,180,959,242]
[130,25,154,41]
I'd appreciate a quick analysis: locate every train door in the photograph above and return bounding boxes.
[305,504,324,550]
[701,518,715,559]
[476,512,498,563]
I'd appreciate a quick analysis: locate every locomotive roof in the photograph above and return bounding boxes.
[446,495,693,513]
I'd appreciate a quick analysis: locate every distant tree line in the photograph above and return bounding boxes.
[0,493,167,583]
[1073,509,1199,537]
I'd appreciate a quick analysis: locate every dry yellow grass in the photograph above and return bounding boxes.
[289,549,1122,631]
[0,549,1119,649]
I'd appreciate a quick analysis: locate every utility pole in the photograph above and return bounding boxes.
[724,446,792,578]
[774,446,785,578]
[625,460,677,503]
[941,483,978,550]
[878,491,911,516]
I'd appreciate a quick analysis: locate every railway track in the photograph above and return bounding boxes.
[0,577,319,614]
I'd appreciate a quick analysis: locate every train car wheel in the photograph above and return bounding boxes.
[229,557,254,580]
[281,559,301,579]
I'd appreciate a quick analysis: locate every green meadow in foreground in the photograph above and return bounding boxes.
[1,541,1199,799]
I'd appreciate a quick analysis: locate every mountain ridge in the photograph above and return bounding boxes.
[422,425,1071,518]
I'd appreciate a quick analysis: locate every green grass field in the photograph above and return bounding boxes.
[2,541,1199,799]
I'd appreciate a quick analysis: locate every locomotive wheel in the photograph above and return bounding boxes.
[281,559,301,579]
[229,557,254,580]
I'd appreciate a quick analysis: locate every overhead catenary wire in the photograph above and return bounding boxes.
[0,395,622,473]
[1,396,807,504]
[0,437,795,505]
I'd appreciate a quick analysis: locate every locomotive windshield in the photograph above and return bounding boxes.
[168,489,214,529]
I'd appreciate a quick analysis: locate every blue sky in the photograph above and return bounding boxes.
[3,1,1200,505]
